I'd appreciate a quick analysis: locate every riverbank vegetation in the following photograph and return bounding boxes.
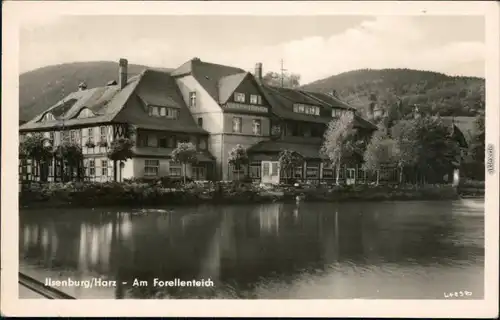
[19,179,464,209]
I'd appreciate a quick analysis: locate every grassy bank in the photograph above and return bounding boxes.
[18,180,462,210]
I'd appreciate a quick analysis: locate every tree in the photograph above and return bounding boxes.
[262,71,301,88]
[278,149,304,184]
[107,138,135,182]
[227,144,249,181]
[391,116,461,184]
[19,133,53,182]
[171,142,198,184]
[362,126,398,185]
[320,112,363,185]
[55,141,84,181]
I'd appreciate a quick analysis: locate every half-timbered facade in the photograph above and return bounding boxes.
[19,59,214,182]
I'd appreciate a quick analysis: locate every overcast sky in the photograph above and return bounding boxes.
[20,15,485,84]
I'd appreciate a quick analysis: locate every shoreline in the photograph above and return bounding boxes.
[17,181,480,210]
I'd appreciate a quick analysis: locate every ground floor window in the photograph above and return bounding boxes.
[249,162,261,178]
[293,166,303,179]
[169,161,182,177]
[145,159,159,176]
[101,160,109,176]
[232,163,245,178]
[306,164,320,179]
[89,159,96,176]
[192,166,206,180]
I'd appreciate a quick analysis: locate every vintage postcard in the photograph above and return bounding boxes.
[1,0,499,318]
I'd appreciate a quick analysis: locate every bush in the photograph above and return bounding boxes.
[19,180,461,209]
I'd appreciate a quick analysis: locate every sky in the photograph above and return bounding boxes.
[19,15,485,84]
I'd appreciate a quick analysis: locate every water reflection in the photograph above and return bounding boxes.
[20,199,484,299]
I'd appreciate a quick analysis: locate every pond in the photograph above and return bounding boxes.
[19,199,484,299]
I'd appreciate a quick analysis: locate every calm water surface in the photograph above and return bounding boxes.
[19,199,484,299]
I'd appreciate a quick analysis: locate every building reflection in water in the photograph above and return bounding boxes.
[21,212,134,277]
[256,203,283,235]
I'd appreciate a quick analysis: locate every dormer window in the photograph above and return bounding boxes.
[189,92,197,107]
[250,94,262,105]
[40,112,55,122]
[148,105,179,119]
[234,92,245,103]
[293,104,320,116]
[332,109,344,118]
[76,108,95,119]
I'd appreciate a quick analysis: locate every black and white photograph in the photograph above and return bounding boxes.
[1,1,498,318]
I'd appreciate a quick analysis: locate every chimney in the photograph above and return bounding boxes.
[119,58,128,89]
[329,90,338,98]
[255,62,263,82]
[78,82,87,91]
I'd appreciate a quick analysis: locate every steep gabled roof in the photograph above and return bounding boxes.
[20,75,142,131]
[258,84,376,130]
[299,91,354,110]
[113,69,207,134]
[441,116,477,145]
[20,69,207,134]
[218,72,249,104]
[171,58,246,103]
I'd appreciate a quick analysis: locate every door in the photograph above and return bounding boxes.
[261,161,280,184]
[346,168,356,185]
[193,166,206,181]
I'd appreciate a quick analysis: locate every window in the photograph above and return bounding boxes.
[306,165,319,179]
[149,106,179,119]
[88,128,94,142]
[250,94,262,105]
[250,162,261,178]
[169,161,182,176]
[89,160,96,176]
[197,117,203,128]
[101,160,108,176]
[70,130,77,143]
[332,109,343,118]
[100,126,107,144]
[149,106,160,117]
[234,92,245,103]
[293,104,320,116]
[232,117,242,133]
[147,134,158,147]
[252,119,261,135]
[271,162,279,176]
[159,136,168,148]
[61,130,70,143]
[294,166,303,179]
[41,112,55,122]
[77,108,95,119]
[49,132,55,141]
[198,137,207,150]
[232,163,244,177]
[145,159,159,176]
[165,108,179,119]
[189,92,196,107]
[262,162,270,176]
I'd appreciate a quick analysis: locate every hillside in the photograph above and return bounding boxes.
[301,68,485,119]
[19,61,172,121]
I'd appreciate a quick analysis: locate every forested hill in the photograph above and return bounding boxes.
[301,68,485,119]
[19,61,172,122]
